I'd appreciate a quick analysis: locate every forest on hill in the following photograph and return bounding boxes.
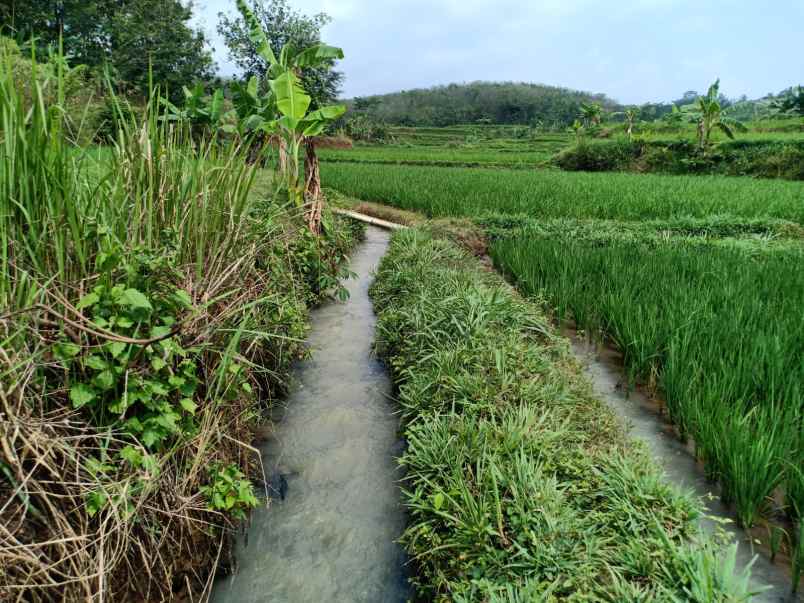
[346,81,620,127]
[346,81,802,129]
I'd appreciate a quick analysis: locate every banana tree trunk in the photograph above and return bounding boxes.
[304,140,323,235]
[278,136,289,175]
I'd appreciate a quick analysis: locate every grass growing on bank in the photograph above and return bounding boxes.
[491,224,804,534]
[371,229,760,601]
[321,162,804,224]
[0,57,360,599]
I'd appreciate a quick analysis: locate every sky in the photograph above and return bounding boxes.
[192,0,804,104]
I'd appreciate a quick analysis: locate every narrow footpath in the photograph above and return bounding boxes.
[212,226,410,603]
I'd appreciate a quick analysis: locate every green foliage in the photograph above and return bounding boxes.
[161,83,226,132]
[219,0,343,109]
[56,261,200,450]
[336,115,392,142]
[772,85,804,116]
[687,79,748,150]
[371,229,759,601]
[346,81,620,128]
[236,0,345,206]
[2,0,213,99]
[555,138,804,180]
[201,464,259,520]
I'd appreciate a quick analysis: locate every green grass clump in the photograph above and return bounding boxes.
[321,162,804,224]
[491,226,804,531]
[371,229,761,601]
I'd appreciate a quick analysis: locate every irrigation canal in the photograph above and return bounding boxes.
[212,226,410,603]
[212,218,800,602]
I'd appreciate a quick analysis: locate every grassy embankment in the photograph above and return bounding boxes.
[0,61,360,599]
[371,228,759,601]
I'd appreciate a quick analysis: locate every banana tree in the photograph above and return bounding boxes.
[690,79,747,150]
[623,107,639,140]
[579,102,603,127]
[569,119,585,144]
[236,0,346,233]
[161,83,226,133]
[662,104,684,127]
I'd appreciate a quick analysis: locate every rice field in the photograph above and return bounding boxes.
[322,144,804,586]
[321,162,804,223]
[492,224,804,529]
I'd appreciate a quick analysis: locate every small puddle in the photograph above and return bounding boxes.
[212,226,410,603]
[569,334,802,603]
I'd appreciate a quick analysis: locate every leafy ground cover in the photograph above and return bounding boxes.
[371,228,759,601]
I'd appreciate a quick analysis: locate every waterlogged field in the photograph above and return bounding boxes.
[321,162,804,222]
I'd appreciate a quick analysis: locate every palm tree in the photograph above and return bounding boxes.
[691,79,746,150]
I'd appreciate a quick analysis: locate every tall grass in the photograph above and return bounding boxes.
[321,162,804,223]
[491,226,804,530]
[371,229,762,601]
[0,51,359,600]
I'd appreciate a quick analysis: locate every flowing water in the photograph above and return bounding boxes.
[212,226,410,603]
[570,335,802,603]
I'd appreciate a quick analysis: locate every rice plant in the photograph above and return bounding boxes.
[321,162,804,223]
[491,224,803,531]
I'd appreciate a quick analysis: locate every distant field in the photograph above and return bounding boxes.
[321,162,804,223]
[320,127,570,168]
[318,145,557,168]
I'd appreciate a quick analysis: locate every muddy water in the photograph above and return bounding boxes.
[570,335,802,603]
[212,226,410,603]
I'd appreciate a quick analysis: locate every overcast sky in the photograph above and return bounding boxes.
[192,0,803,104]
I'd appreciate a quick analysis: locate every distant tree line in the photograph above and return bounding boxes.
[347,82,803,129]
[347,82,620,128]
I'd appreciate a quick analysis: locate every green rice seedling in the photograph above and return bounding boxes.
[322,162,804,224]
[793,520,804,593]
[769,525,785,563]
